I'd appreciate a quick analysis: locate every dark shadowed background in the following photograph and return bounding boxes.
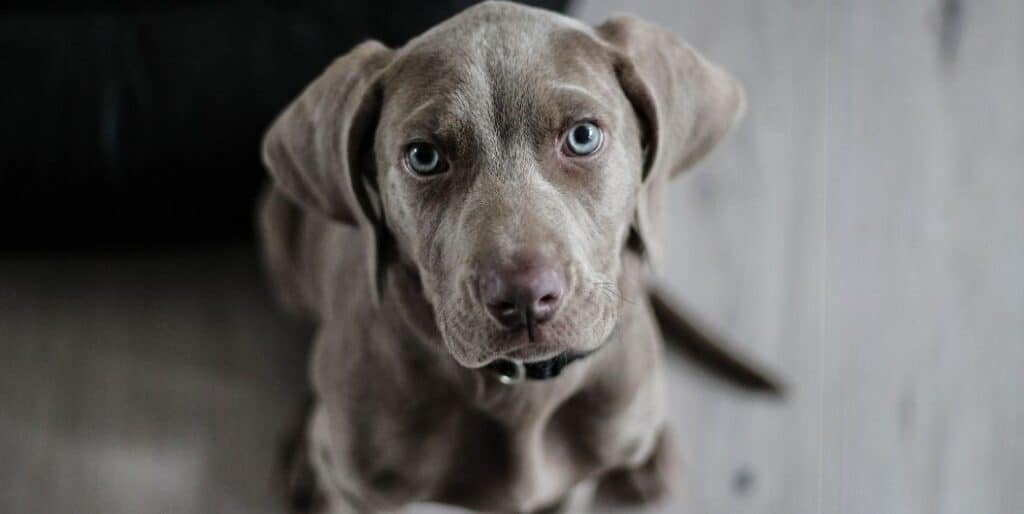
[0,0,566,249]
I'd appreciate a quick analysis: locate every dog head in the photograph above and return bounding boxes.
[261,1,744,368]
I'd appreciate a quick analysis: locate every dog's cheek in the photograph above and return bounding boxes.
[382,174,421,258]
[562,179,631,284]
[584,287,620,348]
[554,285,618,350]
[437,299,495,367]
[596,149,643,265]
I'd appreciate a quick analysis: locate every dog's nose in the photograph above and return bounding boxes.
[479,256,565,334]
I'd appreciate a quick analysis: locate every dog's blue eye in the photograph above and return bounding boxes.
[406,143,445,175]
[564,121,602,156]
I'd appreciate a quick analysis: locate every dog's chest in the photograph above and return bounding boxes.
[313,302,665,511]
[424,374,662,512]
[319,372,660,512]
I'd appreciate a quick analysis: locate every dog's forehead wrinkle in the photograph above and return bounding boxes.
[390,6,597,141]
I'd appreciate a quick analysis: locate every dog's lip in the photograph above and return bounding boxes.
[490,324,567,359]
[502,332,577,362]
[456,338,567,369]
[504,345,567,362]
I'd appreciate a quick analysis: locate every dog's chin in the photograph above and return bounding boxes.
[437,288,619,369]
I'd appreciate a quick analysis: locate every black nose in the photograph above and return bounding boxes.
[478,255,565,339]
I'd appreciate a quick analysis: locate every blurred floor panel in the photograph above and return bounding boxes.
[0,246,309,514]
[0,245,732,514]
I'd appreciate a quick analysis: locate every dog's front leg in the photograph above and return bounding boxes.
[595,427,679,506]
[526,480,597,514]
[318,494,376,514]
[301,405,385,514]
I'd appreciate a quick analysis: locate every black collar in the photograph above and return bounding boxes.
[485,348,599,384]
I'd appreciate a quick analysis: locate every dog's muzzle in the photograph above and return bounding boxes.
[485,348,599,385]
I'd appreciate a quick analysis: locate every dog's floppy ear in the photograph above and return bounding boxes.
[261,41,393,303]
[597,16,745,265]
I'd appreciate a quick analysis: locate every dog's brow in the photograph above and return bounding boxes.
[549,83,604,105]
[401,99,440,128]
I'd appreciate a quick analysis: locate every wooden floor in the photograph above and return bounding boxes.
[576,1,1024,513]
[2,1,1022,513]
[0,248,310,514]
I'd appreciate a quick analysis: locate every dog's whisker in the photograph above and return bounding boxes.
[590,280,635,305]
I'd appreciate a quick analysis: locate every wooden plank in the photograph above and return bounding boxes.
[823,1,1023,513]
[576,1,1024,513]
[577,1,830,512]
[0,249,310,514]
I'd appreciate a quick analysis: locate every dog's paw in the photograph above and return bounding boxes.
[285,448,326,514]
[596,430,679,505]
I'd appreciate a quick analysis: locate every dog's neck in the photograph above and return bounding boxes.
[381,251,646,388]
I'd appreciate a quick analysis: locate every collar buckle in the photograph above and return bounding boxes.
[490,358,526,385]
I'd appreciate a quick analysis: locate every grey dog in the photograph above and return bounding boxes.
[258,2,767,512]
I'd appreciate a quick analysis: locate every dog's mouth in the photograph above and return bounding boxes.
[491,323,563,355]
[479,317,593,366]
[436,274,620,370]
